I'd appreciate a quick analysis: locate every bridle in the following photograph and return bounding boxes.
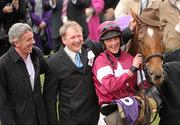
[135,23,164,68]
[135,23,164,124]
[144,53,163,63]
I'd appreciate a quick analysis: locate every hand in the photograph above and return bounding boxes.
[39,21,47,30]
[3,5,13,13]
[12,0,19,10]
[104,8,114,21]
[51,0,56,6]
[85,8,94,18]
[129,17,137,32]
[132,54,143,69]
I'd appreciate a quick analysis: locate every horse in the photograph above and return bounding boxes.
[123,9,164,124]
[127,8,165,86]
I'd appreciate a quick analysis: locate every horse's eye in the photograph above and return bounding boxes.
[146,63,149,68]
[139,28,144,34]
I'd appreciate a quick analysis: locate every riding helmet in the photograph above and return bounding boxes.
[98,21,122,41]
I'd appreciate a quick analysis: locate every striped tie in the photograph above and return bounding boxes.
[62,0,68,17]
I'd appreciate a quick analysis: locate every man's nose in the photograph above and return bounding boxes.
[32,39,36,44]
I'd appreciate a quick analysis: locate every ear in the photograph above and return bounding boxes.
[61,36,67,45]
[13,38,19,47]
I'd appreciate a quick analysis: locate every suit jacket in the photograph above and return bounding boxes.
[48,0,90,40]
[0,46,48,125]
[164,49,180,63]
[43,40,101,125]
[159,61,180,125]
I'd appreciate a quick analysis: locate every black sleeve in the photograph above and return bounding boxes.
[43,66,59,125]
[84,39,103,57]
[164,49,180,63]
[121,26,134,46]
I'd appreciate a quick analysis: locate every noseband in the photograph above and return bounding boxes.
[144,53,163,63]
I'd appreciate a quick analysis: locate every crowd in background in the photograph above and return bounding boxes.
[0,0,162,57]
[0,0,112,56]
[1,0,179,57]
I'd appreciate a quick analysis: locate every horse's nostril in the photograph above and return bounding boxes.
[155,75,161,80]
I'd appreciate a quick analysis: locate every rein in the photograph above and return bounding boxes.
[139,66,151,125]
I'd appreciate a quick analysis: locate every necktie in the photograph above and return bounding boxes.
[62,0,68,17]
[75,52,83,68]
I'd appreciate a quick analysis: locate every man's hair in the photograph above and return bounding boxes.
[8,23,32,44]
[59,21,82,40]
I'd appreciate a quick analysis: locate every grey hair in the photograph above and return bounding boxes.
[8,23,32,44]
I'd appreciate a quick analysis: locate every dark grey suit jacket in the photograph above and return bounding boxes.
[159,61,180,125]
[44,40,100,125]
[0,46,48,125]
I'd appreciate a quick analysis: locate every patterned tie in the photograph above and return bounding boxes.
[61,0,68,17]
[75,52,83,68]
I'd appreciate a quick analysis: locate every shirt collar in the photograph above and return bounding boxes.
[9,47,23,63]
[64,46,81,62]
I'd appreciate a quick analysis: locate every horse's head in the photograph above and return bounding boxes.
[130,8,165,85]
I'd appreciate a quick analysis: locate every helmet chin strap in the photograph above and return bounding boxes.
[112,49,121,57]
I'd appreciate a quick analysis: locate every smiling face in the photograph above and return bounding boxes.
[14,30,35,58]
[62,26,83,53]
[103,36,121,54]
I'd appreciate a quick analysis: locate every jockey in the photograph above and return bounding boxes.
[92,20,151,125]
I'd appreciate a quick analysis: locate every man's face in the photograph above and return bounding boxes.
[63,27,83,52]
[104,36,120,54]
[14,30,35,56]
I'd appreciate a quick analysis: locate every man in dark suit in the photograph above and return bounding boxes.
[0,23,48,125]
[43,21,100,125]
[45,0,91,52]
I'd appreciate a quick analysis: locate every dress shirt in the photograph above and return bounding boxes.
[64,46,81,64]
[24,54,35,91]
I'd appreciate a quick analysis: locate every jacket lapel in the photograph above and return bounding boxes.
[58,48,83,71]
[81,47,88,71]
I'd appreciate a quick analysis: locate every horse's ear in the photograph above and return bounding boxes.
[130,8,138,22]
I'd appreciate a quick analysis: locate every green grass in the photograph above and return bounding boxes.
[152,114,160,125]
